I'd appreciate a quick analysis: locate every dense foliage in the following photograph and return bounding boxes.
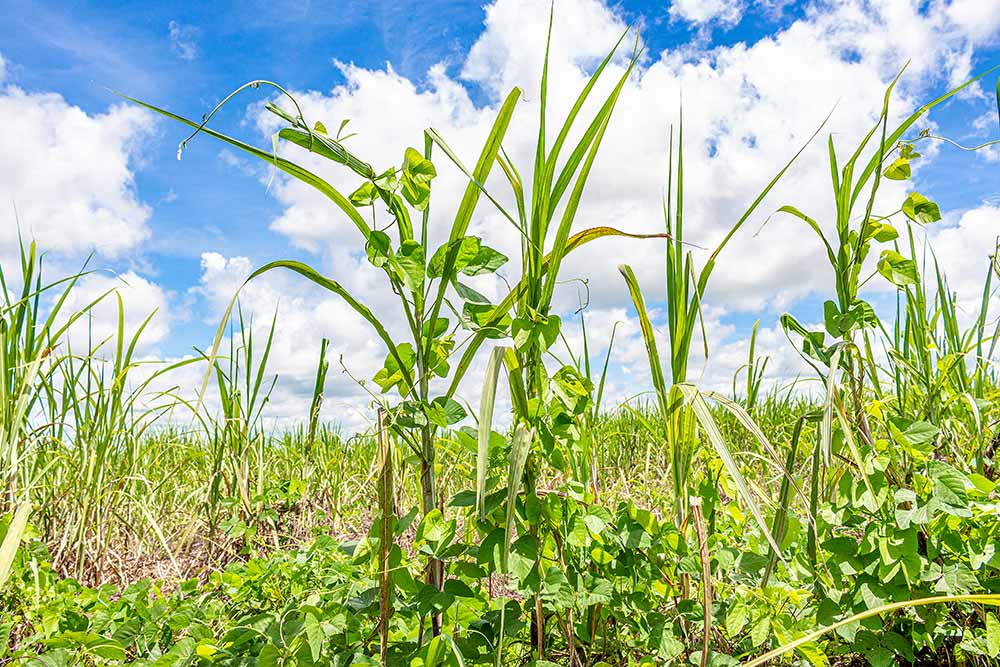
[3,16,1000,667]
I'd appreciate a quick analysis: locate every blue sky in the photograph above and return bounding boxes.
[1,0,998,427]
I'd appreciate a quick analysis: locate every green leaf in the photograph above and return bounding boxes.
[415,509,449,544]
[902,192,941,224]
[0,502,31,591]
[149,637,197,667]
[675,384,786,558]
[454,280,490,304]
[823,300,843,337]
[257,643,281,667]
[883,157,911,180]
[726,601,748,636]
[889,422,934,462]
[428,237,480,279]
[304,612,323,661]
[462,303,511,338]
[903,420,939,446]
[865,647,894,667]
[396,239,425,292]
[401,147,436,210]
[462,244,508,276]
[503,425,534,571]
[373,343,416,393]
[404,146,436,182]
[25,650,71,667]
[934,563,980,594]
[928,460,969,507]
[864,218,898,243]
[511,315,561,353]
[427,396,467,427]
[987,612,1000,656]
[877,250,918,287]
[551,365,592,413]
[365,230,393,268]
[476,347,506,518]
[749,616,770,647]
[373,166,398,191]
[422,317,449,339]
[350,181,379,207]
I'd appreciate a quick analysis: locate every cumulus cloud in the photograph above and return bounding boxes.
[0,79,155,261]
[946,0,1000,42]
[0,56,181,420]
[924,204,1000,322]
[60,270,173,357]
[190,252,393,430]
[670,0,745,26]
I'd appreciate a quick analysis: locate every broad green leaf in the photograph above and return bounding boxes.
[396,240,425,292]
[742,595,1000,667]
[364,230,393,268]
[257,643,281,667]
[933,563,980,594]
[454,280,490,304]
[928,460,969,507]
[373,343,416,393]
[882,157,911,180]
[25,650,70,667]
[902,192,941,224]
[726,601,748,636]
[428,237,480,279]
[462,244,508,276]
[401,147,436,210]
[511,315,561,353]
[864,218,898,243]
[749,616,770,647]
[427,396,466,427]
[987,612,1000,656]
[422,317,449,339]
[350,181,379,207]
[877,249,918,287]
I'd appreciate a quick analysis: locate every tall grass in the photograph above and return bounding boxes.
[618,111,827,530]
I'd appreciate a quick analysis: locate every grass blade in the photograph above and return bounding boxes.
[0,501,31,591]
[741,594,1000,667]
[675,383,784,558]
[503,424,533,571]
[477,347,506,518]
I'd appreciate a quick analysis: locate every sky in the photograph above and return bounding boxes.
[1,0,999,431]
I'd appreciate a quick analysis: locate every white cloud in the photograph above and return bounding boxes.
[0,80,154,261]
[946,0,1000,42]
[924,204,1000,322]
[670,0,745,26]
[58,270,172,358]
[168,21,199,61]
[191,252,392,430]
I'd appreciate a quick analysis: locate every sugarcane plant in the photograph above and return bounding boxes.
[776,67,1000,481]
[618,109,826,546]
[122,19,661,630]
[124,81,523,617]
